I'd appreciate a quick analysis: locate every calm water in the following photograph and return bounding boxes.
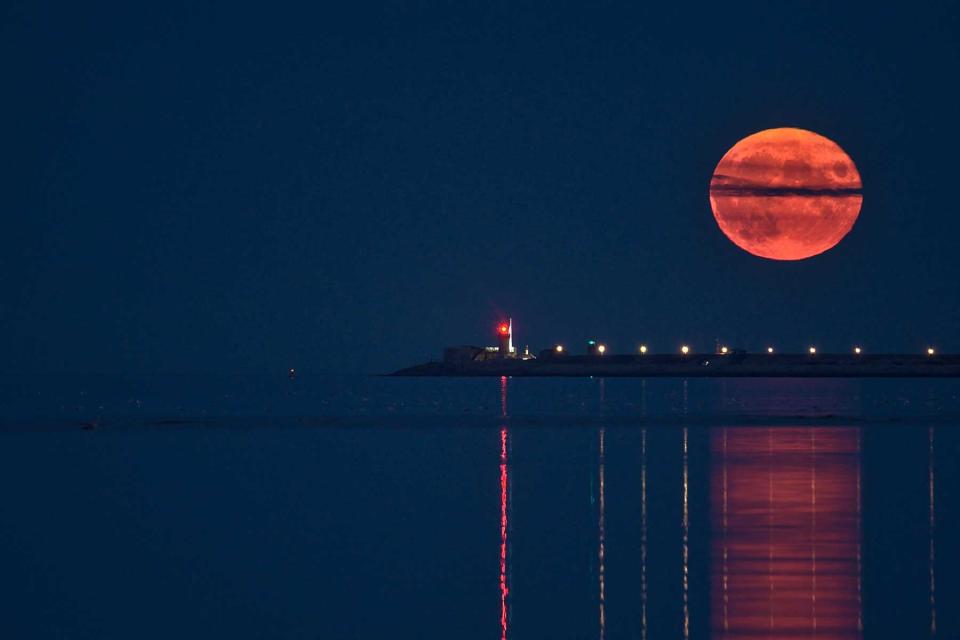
[1,376,958,639]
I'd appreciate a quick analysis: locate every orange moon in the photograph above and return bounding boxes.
[709,128,863,260]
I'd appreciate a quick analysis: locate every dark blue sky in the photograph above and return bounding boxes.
[3,2,959,374]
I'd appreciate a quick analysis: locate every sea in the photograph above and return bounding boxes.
[1,374,958,639]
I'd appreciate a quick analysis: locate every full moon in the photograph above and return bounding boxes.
[709,128,863,260]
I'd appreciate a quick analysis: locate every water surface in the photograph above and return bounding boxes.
[0,376,957,638]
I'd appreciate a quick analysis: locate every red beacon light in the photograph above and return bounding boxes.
[495,318,514,359]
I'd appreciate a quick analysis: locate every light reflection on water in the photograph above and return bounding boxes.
[683,426,690,640]
[500,376,510,640]
[499,424,509,640]
[929,426,936,637]
[641,426,648,640]
[495,377,952,640]
[710,427,861,639]
[598,428,606,640]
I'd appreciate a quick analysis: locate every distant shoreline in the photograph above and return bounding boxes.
[392,353,960,377]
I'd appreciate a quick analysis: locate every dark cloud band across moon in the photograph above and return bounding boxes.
[709,128,863,261]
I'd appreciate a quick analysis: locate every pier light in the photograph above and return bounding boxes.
[497,323,510,336]
[854,346,862,355]
[680,345,690,355]
[639,344,648,355]
[720,346,729,354]
[597,344,607,355]
[767,346,774,354]
[555,344,564,353]
[927,347,936,356]
[808,346,817,355]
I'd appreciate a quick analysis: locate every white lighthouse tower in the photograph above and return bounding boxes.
[496,318,515,358]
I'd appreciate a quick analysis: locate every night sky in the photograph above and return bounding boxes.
[4,2,959,374]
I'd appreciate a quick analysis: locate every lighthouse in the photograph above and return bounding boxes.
[496,319,514,358]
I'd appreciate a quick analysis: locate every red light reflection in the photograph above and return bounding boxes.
[712,427,862,639]
[499,374,509,639]
[500,426,509,640]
